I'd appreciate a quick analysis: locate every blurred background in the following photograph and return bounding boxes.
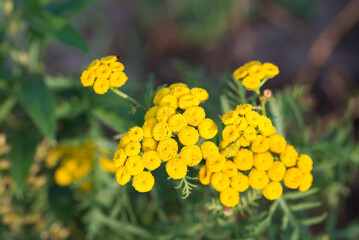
[1,0,359,239]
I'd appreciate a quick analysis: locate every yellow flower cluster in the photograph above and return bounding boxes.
[198,104,314,207]
[47,141,116,187]
[233,61,279,91]
[113,83,219,192]
[80,55,127,94]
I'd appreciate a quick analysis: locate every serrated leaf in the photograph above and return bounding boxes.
[299,212,327,226]
[9,131,38,188]
[289,201,321,212]
[283,188,318,200]
[19,75,56,140]
[25,10,90,53]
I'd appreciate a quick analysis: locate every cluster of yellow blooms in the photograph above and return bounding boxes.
[233,61,279,91]
[47,141,116,187]
[80,56,127,94]
[198,104,314,207]
[112,83,219,192]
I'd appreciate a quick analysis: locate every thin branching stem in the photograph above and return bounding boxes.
[111,87,147,111]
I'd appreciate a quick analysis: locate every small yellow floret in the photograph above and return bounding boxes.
[190,88,209,103]
[262,63,279,78]
[183,106,206,126]
[142,151,161,171]
[159,94,178,109]
[235,104,252,115]
[142,137,157,152]
[283,167,303,189]
[100,55,117,64]
[156,138,178,161]
[220,187,240,207]
[152,122,172,141]
[153,88,170,105]
[113,148,127,168]
[263,181,283,200]
[280,145,298,167]
[251,135,270,153]
[115,166,131,185]
[81,70,96,87]
[299,172,313,192]
[125,155,144,175]
[144,106,159,121]
[178,94,200,109]
[132,171,155,192]
[199,166,212,185]
[109,71,127,88]
[211,172,230,192]
[142,118,157,138]
[87,59,100,71]
[180,145,202,167]
[268,134,286,154]
[93,78,110,94]
[233,149,254,171]
[54,168,72,186]
[124,141,141,156]
[166,158,187,179]
[242,75,261,91]
[222,110,238,125]
[267,161,286,181]
[206,154,226,172]
[198,118,218,139]
[156,106,176,122]
[248,169,269,190]
[178,126,199,145]
[168,114,187,132]
[253,152,274,171]
[245,111,260,127]
[243,126,257,141]
[128,126,143,142]
[297,154,313,173]
[222,124,240,142]
[200,141,219,160]
[223,161,238,177]
[230,172,249,192]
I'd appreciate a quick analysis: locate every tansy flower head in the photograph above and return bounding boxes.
[80,56,127,94]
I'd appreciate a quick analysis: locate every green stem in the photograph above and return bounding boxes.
[110,87,147,111]
[260,97,267,116]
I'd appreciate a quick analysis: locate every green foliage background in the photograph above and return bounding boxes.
[0,0,358,239]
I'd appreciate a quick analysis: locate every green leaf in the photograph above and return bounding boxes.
[25,10,90,53]
[289,201,322,212]
[0,97,17,123]
[19,75,56,140]
[283,188,318,200]
[92,108,134,133]
[45,0,100,16]
[299,212,327,226]
[9,131,38,188]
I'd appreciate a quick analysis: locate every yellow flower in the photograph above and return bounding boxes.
[93,78,110,94]
[199,166,212,185]
[253,152,274,171]
[283,167,303,189]
[156,106,176,122]
[178,94,200,109]
[95,64,112,79]
[223,160,238,177]
[222,124,240,142]
[132,171,155,192]
[156,138,178,161]
[230,172,249,192]
[87,59,100,71]
[80,70,96,87]
[299,172,313,192]
[142,118,157,138]
[243,126,257,141]
[128,126,143,142]
[233,149,254,171]
[242,75,261,91]
[220,139,231,150]
[124,141,141,156]
[125,155,144,175]
[144,106,159,121]
[109,61,124,72]
[118,132,131,148]
[248,169,269,190]
[297,154,313,173]
[236,136,251,147]
[262,63,279,78]
[170,86,190,99]
[251,135,270,153]
[233,117,248,132]
[178,126,199,145]
[153,88,170,105]
[198,118,218,139]
[235,104,252,116]
[245,111,260,127]
[233,66,248,80]
[221,143,239,158]
[152,122,172,141]
[257,116,276,136]
[99,157,116,173]
[222,110,238,125]
[220,187,240,207]
[168,114,187,132]
[113,148,127,168]
[142,137,157,152]
[169,83,188,89]
[180,145,202,167]
[280,145,298,167]
[268,134,286,154]
[200,141,219,160]
[183,106,206,126]
[166,157,187,179]
[206,154,226,172]
[109,71,127,88]
[247,64,266,80]
[142,151,161,171]
[211,172,230,192]
[267,161,286,181]
[159,94,178,109]
[263,181,283,200]
[115,166,131,185]
[54,168,72,186]
[100,55,117,64]
[190,88,209,103]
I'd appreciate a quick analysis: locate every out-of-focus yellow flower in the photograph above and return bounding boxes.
[248,169,269,190]
[253,152,274,171]
[199,166,212,185]
[283,167,303,189]
[297,154,313,173]
[81,56,127,94]
[263,181,283,200]
[230,172,249,192]
[299,172,313,192]
[166,158,187,179]
[268,134,286,154]
[267,161,286,182]
[99,157,116,173]
[200,141,219,160]
[132,171,155,192]
[116,166,131,185]
[142,151,161,171]
[125,155,144,175]
[234,149,254,171]
[211,172,230,192]
[220,187,239,207]
[280,145,298,167]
